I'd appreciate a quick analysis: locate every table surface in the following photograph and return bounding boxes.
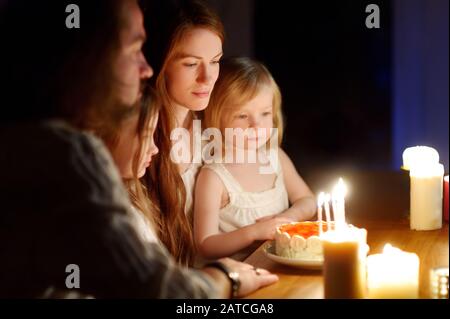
[242,169,449,299]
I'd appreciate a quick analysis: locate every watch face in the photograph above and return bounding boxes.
[228,271,240,298]
[229,271,239,281]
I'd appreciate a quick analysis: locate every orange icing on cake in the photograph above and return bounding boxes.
[275,221,365,260]
[275,221,336,260]
[278,221,331,238]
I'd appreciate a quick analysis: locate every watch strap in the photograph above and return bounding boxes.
[205,261,240,298]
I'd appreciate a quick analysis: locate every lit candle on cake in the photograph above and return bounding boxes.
[332,178,347,231]
[317,192,324,236]
[323,193,331,229]
[367,244,419,299]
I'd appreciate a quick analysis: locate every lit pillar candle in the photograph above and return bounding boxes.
[410,163,444,230]
[402,146,439,170]
[322,227,368,299]
[367,244,419,299]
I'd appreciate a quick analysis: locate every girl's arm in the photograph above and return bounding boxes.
[194,167,290,259]
[277,148,317,221]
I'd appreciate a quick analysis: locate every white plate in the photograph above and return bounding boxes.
[262,241,323,270]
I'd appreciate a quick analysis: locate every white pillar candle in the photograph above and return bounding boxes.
[367,244,419,299]
[402,146,439,170]
[410,163,444,230]
[322,226,368,299]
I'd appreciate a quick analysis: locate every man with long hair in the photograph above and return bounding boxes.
[0,0,277,298]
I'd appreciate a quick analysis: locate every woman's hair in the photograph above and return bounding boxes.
[98,85,161,235]
[1,0,129,130]
[141,0,224,265]
[204,57,284,146]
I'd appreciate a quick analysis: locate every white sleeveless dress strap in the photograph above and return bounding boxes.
[202,163,243,205]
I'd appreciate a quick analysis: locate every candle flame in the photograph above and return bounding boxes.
[331,178,347,231]
[383,243,403,254]
[402,146,439,171]
[332,178,347,200]
[318,192,325,206]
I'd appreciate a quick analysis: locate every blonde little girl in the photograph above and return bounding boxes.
[194,57,316,261]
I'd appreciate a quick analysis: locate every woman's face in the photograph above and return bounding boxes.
[112,113,159,179]
[165,28,222,111]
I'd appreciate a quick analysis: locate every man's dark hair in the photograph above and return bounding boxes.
[0,0,128,128]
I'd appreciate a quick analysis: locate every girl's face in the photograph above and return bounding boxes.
[165,28,222,111]
[112,113,159,179]
[226,86,274,150]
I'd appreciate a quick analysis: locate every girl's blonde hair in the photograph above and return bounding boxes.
[203,57,284,146]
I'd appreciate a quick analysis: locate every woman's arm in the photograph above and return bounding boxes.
[277,148,317,221]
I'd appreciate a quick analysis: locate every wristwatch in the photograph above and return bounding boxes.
[205,261,240,298]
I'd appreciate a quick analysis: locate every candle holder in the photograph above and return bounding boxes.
[430,267,449,299]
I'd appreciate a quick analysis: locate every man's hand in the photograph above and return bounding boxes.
[218,258,278,297]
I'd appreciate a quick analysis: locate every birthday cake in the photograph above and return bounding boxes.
[275,222,368,260]
[275,221,330,260]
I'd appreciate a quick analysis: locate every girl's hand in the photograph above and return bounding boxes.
[251,216,292,241]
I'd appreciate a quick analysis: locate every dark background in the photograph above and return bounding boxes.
[209,0,449,190]
[254,1,391,173]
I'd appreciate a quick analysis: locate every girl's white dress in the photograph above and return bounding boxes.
[129,205,160,244]
[202,160,289,260]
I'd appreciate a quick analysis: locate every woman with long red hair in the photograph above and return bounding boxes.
[142,0,224,266]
